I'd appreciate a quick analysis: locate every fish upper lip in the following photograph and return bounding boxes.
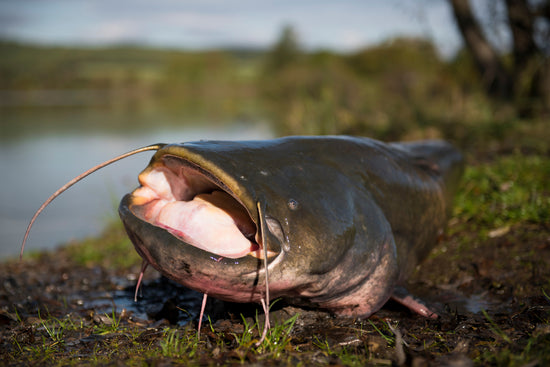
[124,153,281,261]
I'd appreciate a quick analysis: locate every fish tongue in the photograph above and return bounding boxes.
[156,191,258,258]
[196,190,256,237]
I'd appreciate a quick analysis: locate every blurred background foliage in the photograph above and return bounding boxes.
[1,19,548,155]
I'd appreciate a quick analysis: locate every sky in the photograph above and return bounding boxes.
[0,0,466,57]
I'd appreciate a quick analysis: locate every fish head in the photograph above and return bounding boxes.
[118,140,347,303]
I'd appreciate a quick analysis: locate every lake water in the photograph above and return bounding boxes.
[0,104,273,259]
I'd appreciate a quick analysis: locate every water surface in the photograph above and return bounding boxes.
[1,104,272,259]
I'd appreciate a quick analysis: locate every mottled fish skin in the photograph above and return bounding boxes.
[119,136,463,317]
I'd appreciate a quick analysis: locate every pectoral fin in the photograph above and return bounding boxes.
[391,286,438,319]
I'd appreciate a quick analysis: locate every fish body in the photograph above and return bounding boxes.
[118,136,463,317]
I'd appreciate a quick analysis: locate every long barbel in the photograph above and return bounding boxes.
[20,144,165,260]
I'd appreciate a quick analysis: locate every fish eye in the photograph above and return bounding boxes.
[287,198,299,210]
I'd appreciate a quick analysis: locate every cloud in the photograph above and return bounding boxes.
[87,20,141,43]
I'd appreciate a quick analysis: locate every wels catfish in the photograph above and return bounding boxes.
[22,136,463,340]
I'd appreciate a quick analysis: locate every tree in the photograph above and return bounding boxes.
[263,25,301,73]
[449,0,550,116]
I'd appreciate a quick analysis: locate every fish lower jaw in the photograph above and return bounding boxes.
[171,276,270,303]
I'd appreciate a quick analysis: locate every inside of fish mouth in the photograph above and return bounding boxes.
[129,154,275,259]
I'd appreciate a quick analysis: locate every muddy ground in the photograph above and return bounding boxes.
[2,220,549,365]
[1,155,550,366]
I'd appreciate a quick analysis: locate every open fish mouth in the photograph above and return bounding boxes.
[127,154,272,259]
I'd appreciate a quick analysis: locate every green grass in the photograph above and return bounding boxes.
[93,309,123,335]
[12,308,158,364]
[367,319,396,346]
[10,305,303,365]
[453,153,550,235]
[482,309,512,343]
[64,222,140,268]
[159,327,199,359]
[473,289,550,366]
[475,332,550,366]
[254,312,299,355]
[312,323,395,366]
